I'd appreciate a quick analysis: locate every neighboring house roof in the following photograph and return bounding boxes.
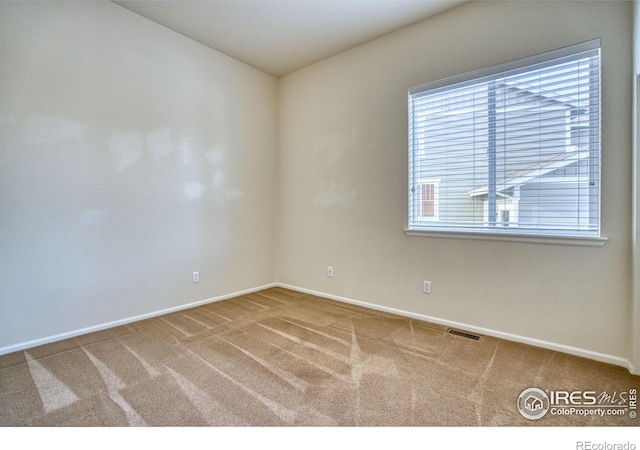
[468,149,590,198]
[501,79,588,110]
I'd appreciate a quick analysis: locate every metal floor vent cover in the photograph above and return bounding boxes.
[447,328,482,341]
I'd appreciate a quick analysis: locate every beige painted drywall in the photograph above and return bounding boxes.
[278,1,634,364]
[0,1,278,348]
[632,0,640,374]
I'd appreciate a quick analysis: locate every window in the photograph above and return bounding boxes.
[415,180,440,220]
[408,40,602,241]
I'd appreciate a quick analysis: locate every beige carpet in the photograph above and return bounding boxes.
[0,287,638,426]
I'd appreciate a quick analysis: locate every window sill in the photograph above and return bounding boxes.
[404,229,608,247]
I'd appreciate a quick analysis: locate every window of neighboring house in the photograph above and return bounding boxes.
[407,39,602,241]
[415,180,439,220]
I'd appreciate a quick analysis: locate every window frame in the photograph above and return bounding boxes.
[405,39,607,247]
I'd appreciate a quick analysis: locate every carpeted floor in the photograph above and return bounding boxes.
[0,287,638,426]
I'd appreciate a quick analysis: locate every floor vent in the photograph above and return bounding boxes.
[447,328,482,341]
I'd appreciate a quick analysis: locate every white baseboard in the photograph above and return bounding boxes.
[0,283,278,357]
[277,283,637,375]
[2,281,636,375]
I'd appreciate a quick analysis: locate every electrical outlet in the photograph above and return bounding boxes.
[422,280,431,294]
[327,266,334,277]
[192,271,199,283]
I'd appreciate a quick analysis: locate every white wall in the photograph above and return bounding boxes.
[632,0,640,373]
[279,1,634,367]
[0,2,278,349]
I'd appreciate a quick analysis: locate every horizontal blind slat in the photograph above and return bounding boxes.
[408,41,600,237]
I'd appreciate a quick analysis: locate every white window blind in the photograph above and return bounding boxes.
[408,40,601,238]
